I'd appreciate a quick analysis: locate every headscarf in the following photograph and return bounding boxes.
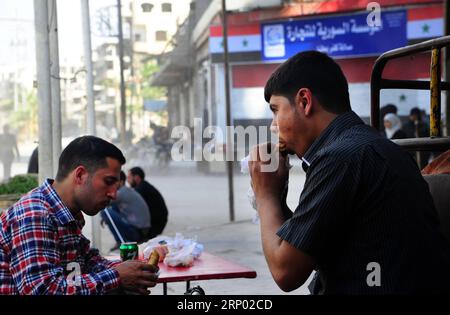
[384,113,402,139]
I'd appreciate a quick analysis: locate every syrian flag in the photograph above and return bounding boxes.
[209,23,261,55]
[407,6,443,40]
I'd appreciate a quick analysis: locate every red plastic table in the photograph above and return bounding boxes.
[105,252,257,295]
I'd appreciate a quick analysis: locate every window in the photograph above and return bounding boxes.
[134,25,147,42]
[141,3,154,12]
[161,3,172,12]
[106,60,114,70]
[155,31,167,41]
[106,47,115,56]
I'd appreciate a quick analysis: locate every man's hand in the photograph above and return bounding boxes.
[249,143,290,207]
[249,144,315,291]
[113,260,159,295]
[153,245,169,262]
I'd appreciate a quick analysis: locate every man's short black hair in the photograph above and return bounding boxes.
[129,167,145,180]
[56,136,126,181]
[381,103,398,117]
[119,171,126,182]
[264,51,351,114]
[410,107,422,118]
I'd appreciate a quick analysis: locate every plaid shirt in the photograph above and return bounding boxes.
[0,179,121,295]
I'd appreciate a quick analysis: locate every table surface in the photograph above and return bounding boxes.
[156,252,257,283]
[105,252,257,284]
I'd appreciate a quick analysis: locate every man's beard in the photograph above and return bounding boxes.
[76,176,103,214]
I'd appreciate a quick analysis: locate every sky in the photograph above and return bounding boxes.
[0,0,34,67]
[0,0,117,71]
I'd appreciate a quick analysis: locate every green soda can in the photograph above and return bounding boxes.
[120,242,139,261]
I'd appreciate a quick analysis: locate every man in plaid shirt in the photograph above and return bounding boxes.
[0,136,158,295]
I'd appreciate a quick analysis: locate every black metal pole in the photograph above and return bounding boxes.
[117,0,127,147]
[222,0,235,222]
[445,0,450,136]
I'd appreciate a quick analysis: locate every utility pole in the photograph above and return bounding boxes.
[13,9,20,112]
[222,0,235,222]
[81,0,96,136]
[34,0,54,184]
[128,3,135,138]
[81,0,101,251]
[117,0,127,147]
[49,0,62,175]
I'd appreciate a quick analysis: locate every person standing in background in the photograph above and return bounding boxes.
[383,113,407,140]
[27,146,39,174]
[379,103,398,133]
[403,107,430,169]
[0,125,20,181]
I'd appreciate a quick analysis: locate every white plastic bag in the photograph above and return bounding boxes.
[241,154,292,224]
[164,243,196,267]
[142,233,204,267]
[240,155,258,214]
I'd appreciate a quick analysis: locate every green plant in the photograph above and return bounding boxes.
[140,60,167,100]
[0,175,39,195]
[8,90,38,140]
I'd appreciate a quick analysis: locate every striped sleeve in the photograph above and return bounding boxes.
[9,207,120,295]
[85,246,122,272]
[277,154,358,261]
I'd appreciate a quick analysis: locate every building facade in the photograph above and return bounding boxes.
[151,0,445,167]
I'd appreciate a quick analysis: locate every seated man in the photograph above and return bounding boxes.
[249,51,450,294]
[0,136,158,295]
[101,171,151,249]
[127,167,168,240]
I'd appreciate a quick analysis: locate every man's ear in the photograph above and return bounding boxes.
[73,166,89,185]
[295,88,313,116]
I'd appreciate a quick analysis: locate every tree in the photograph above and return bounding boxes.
[140,59,167,100]
[9,90,38,141]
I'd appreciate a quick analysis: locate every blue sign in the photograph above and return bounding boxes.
[262,9,407,61]
[144,100,167,112]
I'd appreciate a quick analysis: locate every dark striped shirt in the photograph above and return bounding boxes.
[277,111,450,294]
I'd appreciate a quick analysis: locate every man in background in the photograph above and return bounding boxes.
[101,171,151,250]
[27,146,38,174]
[127,167,168,240]
[403,107,431,169]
